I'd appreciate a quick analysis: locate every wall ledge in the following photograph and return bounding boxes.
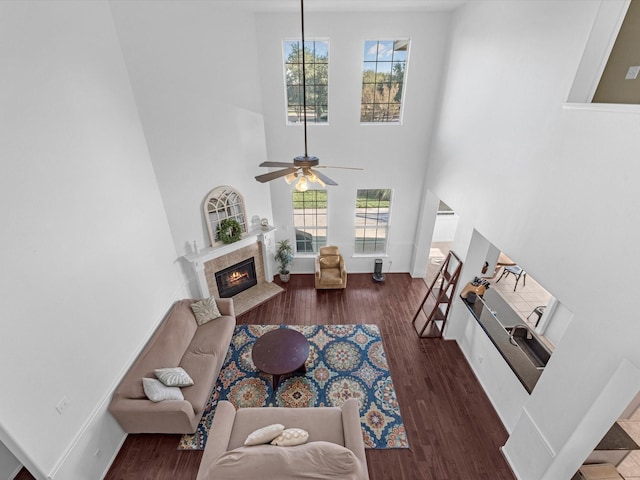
[563,102,640,114]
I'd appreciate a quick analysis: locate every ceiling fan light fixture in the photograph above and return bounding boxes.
[284,172,298,184]
[295,176,309,192]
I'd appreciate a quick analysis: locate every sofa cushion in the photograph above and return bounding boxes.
[319,246,340,256]
[154,367,194,387]
[320,268,344,285]
[142,378,184,402]
[319,255,340,268]
[179,315,236,415]
[116,300,199,399]
[204,442,362,480]
[186,315,236,356]
[244,424,285,446]
[190,297,222,325]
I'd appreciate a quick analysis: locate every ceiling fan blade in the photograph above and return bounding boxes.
[315,165,364,171]
[312,169,338,186]
[259,161,296,168]
[255,168,298,183]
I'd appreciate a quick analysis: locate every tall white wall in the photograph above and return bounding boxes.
[0,441,21,480]
[0,1,184,478]
[255,11,451,274]
[110,1,273,280]
[426,1,640,478]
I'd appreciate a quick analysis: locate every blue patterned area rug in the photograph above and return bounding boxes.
[178,324,409,450]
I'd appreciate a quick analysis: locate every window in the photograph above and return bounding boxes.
[203,186,247,246]
[284,40,329,124]
[292,190,327,254]
[354,189,392,254]
[360,39,409,123]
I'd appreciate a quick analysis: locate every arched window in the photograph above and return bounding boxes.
[203,186,247,246]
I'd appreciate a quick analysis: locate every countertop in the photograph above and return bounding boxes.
[462,289,544,393]
[596,422,640,451]
[465,290,639,451]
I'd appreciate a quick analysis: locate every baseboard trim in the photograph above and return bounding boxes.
[9,464,23,480]
[99,434,128,480]
[500,446,520,480]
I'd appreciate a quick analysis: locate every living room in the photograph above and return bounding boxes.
[2,1,640,479]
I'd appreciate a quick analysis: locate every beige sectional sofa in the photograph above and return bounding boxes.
[196,399,370,480]
[108,298,235,434]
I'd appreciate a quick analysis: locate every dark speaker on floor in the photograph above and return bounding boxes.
[373,259,385,282]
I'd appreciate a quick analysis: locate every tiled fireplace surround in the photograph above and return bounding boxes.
[204,243,265,298]
[184,228,276,299]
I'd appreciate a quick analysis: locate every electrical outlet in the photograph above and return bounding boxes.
[625,66,640,80]
[56,396,70,415]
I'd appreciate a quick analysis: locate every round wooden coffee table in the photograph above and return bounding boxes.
[251,328,310,392]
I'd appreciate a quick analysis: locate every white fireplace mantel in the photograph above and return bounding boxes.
[184,226,276,298]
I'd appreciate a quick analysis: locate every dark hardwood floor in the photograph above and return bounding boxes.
[17,273,514,480]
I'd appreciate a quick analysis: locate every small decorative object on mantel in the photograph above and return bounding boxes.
[218,218,242,244]
[274,239,293,282]
[261,218,269,230]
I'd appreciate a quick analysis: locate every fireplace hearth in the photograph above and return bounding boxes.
[215,257,258,298]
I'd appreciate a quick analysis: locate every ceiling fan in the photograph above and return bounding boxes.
[255,0,362,192]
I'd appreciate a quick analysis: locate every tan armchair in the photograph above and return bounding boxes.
[315,246,347,289]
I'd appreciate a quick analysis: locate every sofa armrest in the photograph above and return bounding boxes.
[109,396,197,434]
[340,257,347,277]
[196,400,237,480]
[341,399,369,479]
[215,297,235,318]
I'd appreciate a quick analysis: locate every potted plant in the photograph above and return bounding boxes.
[275,239,293,282]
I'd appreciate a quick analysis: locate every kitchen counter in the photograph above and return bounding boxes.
[596,422,640,450]
[462,289,545,393]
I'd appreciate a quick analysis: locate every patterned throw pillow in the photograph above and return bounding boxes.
[244,424,285,446]
[270,428,309,446]
[154,367,194,387]
[190,297,222,326]
[142,378,184,402]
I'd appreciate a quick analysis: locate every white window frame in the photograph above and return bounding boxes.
[292,189,328,256]
[283,38,330,125]
[360,39,410,125]
[354,188,393,256]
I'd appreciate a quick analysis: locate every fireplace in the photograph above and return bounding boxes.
[215,257,258,298]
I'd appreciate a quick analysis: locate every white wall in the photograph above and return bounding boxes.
[255,11,451,274]
[0,1,184,478]
[432,213,459,242]
[0,441,21,480]
[425,0,640,478]
[110,1,274,281]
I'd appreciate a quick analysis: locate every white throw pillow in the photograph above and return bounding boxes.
[244,423,285,446]
[142,377,184,402]
[190,297,222,326]
[154,367,194,387]
[270,428,309,446]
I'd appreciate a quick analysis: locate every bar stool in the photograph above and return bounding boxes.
[527,305,546,327]
[496,265,526,291]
